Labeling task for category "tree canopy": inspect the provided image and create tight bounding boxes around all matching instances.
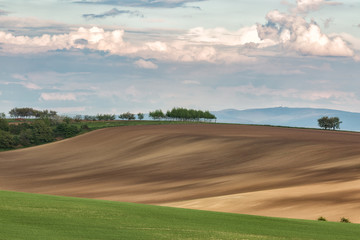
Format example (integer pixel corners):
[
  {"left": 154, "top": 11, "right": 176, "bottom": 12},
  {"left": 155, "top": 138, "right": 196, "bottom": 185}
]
[
  {"left": 318, "top": 116, "right": 342, "bottom": 130},
  {"left": 9, "top": 108, "right": 57, "bottom": 119},
  {"left": 149, "top": 109, "right": 165, "bottom": 120},
  {"left": 149, "top": 108, "right": 216, "bottom": 122},
  {"left": 119, "top": 112, "right": 135, "bottom": 120}
]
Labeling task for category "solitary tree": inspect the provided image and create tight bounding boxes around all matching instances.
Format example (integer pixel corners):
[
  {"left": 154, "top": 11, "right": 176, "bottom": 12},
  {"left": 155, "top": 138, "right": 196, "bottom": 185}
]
[{"left": 318, "top": 116, "right": 342, "bottom": 130}]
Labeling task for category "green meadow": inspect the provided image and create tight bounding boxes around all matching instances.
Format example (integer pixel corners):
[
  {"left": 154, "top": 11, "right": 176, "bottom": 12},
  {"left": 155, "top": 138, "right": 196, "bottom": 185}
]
[{"left": 0, "top": 190, "right": 358, "bottom": 240}]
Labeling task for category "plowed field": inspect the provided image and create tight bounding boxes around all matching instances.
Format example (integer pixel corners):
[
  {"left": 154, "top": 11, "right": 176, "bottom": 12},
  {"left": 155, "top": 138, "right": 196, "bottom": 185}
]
[{"left": 1, "top": 124, "right": 360, "bottom": 222}]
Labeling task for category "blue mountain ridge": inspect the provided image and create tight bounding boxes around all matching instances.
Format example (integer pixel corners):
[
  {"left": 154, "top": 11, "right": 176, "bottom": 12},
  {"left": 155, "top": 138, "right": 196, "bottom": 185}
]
[{"left": 211, "top": 107, "right": 360, "bottom": 131}]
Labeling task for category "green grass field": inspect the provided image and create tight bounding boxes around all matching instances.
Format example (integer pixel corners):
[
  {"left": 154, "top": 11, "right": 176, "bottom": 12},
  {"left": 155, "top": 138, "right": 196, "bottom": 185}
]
[{"left": 0, "top": 191, "right": 358, "bottom": 240}]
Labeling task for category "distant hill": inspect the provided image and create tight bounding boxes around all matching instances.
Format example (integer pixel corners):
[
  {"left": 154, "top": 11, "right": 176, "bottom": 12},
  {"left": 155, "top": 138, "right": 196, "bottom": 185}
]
[{"left": 212, "top": 107, "right": 360, "bottom": 131}]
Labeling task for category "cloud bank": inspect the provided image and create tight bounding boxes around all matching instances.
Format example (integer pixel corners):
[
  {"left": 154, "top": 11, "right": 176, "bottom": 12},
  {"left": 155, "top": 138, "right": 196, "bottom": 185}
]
[
  {"left": 134, "top": 59, "right": 158, "bottom": 69},
  {"left": 0, "top": 0, "right": 357, "bottom": 62},
  {"left": 40, "top": 93, "right": 77, "bottom": 101},
  {"left": 0, "top": 26, "right": 253, "bottom": 63}
]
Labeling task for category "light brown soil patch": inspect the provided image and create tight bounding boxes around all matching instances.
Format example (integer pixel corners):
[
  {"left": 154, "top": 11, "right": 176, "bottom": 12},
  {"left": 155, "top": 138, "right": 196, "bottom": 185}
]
[{"left": 1, "top": 124, "right": 360, "bottom": 222}]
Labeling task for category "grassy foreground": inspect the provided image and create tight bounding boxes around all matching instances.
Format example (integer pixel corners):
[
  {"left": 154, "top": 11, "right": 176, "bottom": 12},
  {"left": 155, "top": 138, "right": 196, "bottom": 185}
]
[{"left": 0, "top": 191, "right": 359, "bottom": 240}]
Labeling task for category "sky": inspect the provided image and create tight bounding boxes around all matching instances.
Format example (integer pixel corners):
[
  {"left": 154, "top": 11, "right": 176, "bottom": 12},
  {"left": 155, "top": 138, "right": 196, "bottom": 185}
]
[{"left": 0, "top": 0, "right": 360, "bottom": 115}]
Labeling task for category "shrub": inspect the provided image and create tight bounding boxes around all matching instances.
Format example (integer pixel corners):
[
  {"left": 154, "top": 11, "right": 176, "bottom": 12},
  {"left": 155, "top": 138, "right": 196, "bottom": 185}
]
[
  {"left": 19, "top": 129, "right": 34, "bottom": 146},
  {"left": 55, "top": 123, "right": 80, "bottom": 138},
  {"left": 317, "top": 216, "right": 327, "bottom": 221},
  {"left": 0, "top": 118, "right": 9, "bottom": 131},
  {"left": 340, "top": 217, "right": 351, "bottom": 223},
  {"left": 9, "top": 123, "right": 30, "bottom": 135},
  {"left": 0, "top": 130, "right": 15, "bottom": 149},
  {"left": 31, "top": 120, "right": 54, "bottom": 144},
  {"left": 63, "top": 116, "right": 73, "bottom": 124},
  {"left": 81, "top": 124, "right": 90, "bottom": 130}
]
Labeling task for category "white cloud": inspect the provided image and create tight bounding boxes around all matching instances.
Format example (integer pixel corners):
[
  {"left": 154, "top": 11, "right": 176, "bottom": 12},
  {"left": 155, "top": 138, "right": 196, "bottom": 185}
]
[
  {"left": 0, "top": 16, "right": 66, "bottom": 29},
  {"left": 11, "top": 74, "right": 28, "bottom": 81},
  {"left": 10, "top": 74, "right": 42, "bottom": 90},
  {"left": 338, "top": 33, "right": 360, "bottom": 50},
  {"left": 183, "top": 26, "right": 262, "bottom": 46},
  {"left": 0, "top": 8, "right": 357, "bottom": 63},
  {"left": 40, "top": 93, "right": 77, "bottom": 101},
  {"left": 145, "top": 41, "right": 168, "bottom": 52},
  {"left": 0, "top": 27, "right": 129, "bottom": 54},
  {"left": 2, "top": 80, "right": 42, "bottom": 90},
  {"left": 134, "top": 59, "right": 158, "bottom": 69},
  {"left": 0, "top": 26, "right": 250, "bottom": 63},
  {"left": 295, "top": 0, "right": 341, "bottom": 13},
  {"left": 182, "top": 80, "right": 200, "bottom": 85},
  {"left": 257, "top": 10, "right": 354, "bottom": 57},
  {"left": 22, "top": 82, "right": 42, "bottom": 90}
]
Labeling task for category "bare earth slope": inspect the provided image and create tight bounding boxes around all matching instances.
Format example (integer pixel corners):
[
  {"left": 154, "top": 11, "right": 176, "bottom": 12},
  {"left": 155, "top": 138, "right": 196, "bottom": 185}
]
[{"left": 1, "top": 124, "right": 360, "bottom": 222}]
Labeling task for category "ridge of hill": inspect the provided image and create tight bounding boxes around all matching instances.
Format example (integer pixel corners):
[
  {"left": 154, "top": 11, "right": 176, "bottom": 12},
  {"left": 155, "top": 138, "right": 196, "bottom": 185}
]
[{"left": 1, "top": 124, "right": 360, "bottom": 222}]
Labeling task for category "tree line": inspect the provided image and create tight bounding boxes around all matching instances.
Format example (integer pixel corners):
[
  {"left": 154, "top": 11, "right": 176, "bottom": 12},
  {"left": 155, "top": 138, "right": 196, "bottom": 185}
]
[
  {"left": 0, "top": 108, "right": 84, "bottom": 149},
  {"left": 79, "top": 108, "right": 216, "bottom": 122},
  {"left": 0, "top": 107, "right": 217, "bottom": 149},
  {"left": 9, "top": 107, "right": 57, "bottom": 119},
  {"left": 149, "top": 108, "right": 216, "bottom": 122}
]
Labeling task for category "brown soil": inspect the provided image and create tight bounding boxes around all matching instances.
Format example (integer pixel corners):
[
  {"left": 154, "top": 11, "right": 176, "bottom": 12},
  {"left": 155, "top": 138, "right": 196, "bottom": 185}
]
[{"left": 1, "top": 124, "right": 360, "bottom": 222}]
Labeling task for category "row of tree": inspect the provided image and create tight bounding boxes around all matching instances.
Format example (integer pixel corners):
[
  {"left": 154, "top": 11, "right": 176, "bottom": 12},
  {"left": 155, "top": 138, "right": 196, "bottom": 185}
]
[
  {"left": 5, "top": 107, "right": 216, "bottom": 122},
  {"left": 149, "top": 108, "right": 216, "bottom": 122},
  {"left": 9, "top": 107, "right": 57, "bottom": 119},
  {"left": 84, "top": 114, "right": 116, "bottom": 121},
  {"left": 82, "top": 113, "right": 144, "bottom": 121},
  {"left": 119, "top": 112, "right": 145, "bottom": 120}
]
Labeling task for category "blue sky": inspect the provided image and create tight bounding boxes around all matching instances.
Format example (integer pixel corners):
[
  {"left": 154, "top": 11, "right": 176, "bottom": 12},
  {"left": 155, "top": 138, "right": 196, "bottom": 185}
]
[{"left": 0, "top": 0, "right": 360, "bottom": 115}]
